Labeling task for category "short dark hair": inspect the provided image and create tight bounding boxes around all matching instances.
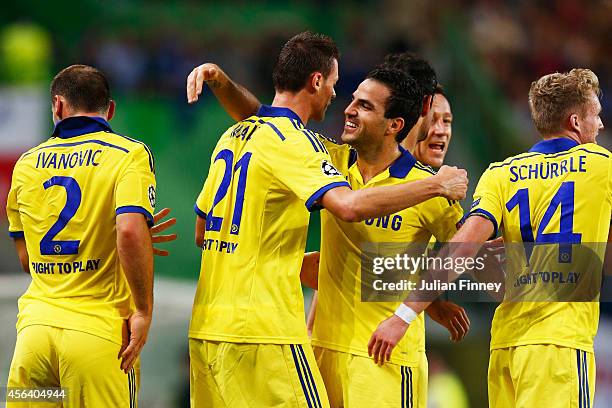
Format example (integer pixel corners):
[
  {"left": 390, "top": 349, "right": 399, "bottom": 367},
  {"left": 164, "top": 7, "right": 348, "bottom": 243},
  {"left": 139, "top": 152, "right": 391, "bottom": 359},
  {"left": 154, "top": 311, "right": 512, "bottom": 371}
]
[
  {"left": 51, "top": 65, "right": 111, "bottom": 113},
  {"left": 272, "top": 31, "right": 339, "bottom": 93},
  {"left": 366, "top": 67, "right": 423, "bottom": 143},
  {"left": 434, "top": 83, "right": 446, "bottom": 97},
  {"left": 383, "top": 52, "right": 437, "bottom": 98}
]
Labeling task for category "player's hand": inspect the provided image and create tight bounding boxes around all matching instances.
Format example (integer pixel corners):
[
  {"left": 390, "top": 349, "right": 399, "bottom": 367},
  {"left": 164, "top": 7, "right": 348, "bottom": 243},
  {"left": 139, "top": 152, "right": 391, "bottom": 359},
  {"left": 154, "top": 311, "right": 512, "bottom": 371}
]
[
  {"left": 151, "top": 208, "right": 177, "bottom": 256},
  {"left": 435, "top": 165, "right": 468, "bottom": 201},
  {"left": 368, "top": 315, "right": 409, "bottom": 366},
  {"left": 425, "top": 300, "right": 470, "bottom": 342},
  {"left": 186, "top": 63, "right": 229, "bottom": 104},
  {"left": 120, "top": 310, "right": 152, "bottom": 373}
]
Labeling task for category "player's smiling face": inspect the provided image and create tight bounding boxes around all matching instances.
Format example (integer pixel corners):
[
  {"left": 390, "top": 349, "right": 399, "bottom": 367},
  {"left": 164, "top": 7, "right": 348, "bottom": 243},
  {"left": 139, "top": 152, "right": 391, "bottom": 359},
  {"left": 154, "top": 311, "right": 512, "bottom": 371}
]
[
  {"left": 414, "top": 94, "right": 452, "bottom": 167},
  {"left": 341, "top": 79, "right": 391, "bottom": 148},
  {"left": 577, "top": 92, "right": 604, "bottom": 144}
]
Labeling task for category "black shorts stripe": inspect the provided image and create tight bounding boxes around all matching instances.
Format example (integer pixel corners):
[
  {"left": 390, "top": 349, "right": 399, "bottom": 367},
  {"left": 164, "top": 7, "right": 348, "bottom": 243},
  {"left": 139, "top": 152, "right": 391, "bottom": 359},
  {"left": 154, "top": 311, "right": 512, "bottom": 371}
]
[
  {"left": 290, "top": 345, "right": 313, "bottom": 408},
  {"left": 408, "top": 367, "right": 413, "bottom": 408},
  {"left": 583, "top": 351, "right": 590, "bottom": 408},
  {"left": 297, "top": 345, "right": 322, "bottom": 408},
  {"left": 127, "top": 369, "right": 133, "bottom": 408},
  {"left": 401, "top": 366, "right": 406, "bottom": 408},
  {"left": 577, "top": 350, "right": 583, "bottom": 408}
]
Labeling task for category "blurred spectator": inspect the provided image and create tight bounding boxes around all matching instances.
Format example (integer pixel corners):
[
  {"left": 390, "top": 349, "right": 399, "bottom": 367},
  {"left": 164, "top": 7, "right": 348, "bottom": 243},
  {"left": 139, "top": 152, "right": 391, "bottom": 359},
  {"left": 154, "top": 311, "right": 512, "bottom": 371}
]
[
  {"left": 428, "top": 352, "right": 470, "bottom": 408},
  {"left": 94, "top": 32, "right": 147, "bottom": 92},
  {"left": 0, "top": 22, "right": 51, "bottom": 84}
]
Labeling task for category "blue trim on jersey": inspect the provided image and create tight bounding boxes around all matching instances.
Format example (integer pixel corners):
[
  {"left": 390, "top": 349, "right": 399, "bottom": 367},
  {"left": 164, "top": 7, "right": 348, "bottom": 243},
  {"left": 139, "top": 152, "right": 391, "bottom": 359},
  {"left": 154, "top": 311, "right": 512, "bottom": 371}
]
[
  {"left": 9, "top": 231, "right": 24, "bottom": 239},
  {"left": 115, "top": 134, "right": 156, "bottom": 173},
  {"left": 194, "top": 204, "right": 207, "bottom": 219},
  {"left": 546, "top": 147, "right": 609, "bottom": 159},
  {"left": 262, "top": 121, "right": 286, "bottom": 141},
  {"left": 307, "top": 129, "right": 327, "bottom": 153},
  {"left": 305, "top": 181, "right": 351, "bottom": 212},
  {"left": 389, "top": 145, "right": 417, "bottom": 178},
  {"left": 24, "top": 139, "right": 129, "bottom": 157},
  {"left": 52, "top": 116, "right": 113, "bottom": 139},
  {"left": 467, "top": 208, "right": 499, "bottom": 237},
  {"left": 302, "top": 130, "right": 320, "bottom": 152},
  {"left": 116, "top": 206, "right": 154, "bottom": 226},
  {"left": 529, "top": 137, "right": 579, "bottom": 154},
  {"left": 256, "top": 104, "right": 303, "bottom": 127},
  {"left": 488, "top": 153, "right": 542, "bottom": 170},
  {"left": 489, "top": 144, "right": 608, "bottom": 170}
]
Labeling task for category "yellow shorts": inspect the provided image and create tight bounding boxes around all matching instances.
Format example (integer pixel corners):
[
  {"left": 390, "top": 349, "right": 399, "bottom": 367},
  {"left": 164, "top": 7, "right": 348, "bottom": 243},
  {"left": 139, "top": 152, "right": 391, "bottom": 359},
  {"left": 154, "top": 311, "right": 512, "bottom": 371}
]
[
  {"left": 488, "top": 345, "right": 595, "bottom": 408},
  {"left": 313, "top": 346, "right": 427, "bottom": 408},
  {"left": 6, "top": 324, "right": 138, "bottom": 408},
  {"left": 189, "top": 339, "right": 330, "bottom": 408}
]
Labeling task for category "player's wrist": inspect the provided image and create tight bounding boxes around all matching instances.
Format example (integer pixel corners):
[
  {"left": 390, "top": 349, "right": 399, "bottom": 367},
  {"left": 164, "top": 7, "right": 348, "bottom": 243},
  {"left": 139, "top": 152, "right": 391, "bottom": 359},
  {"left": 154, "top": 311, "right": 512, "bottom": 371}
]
[
  {"left": 394, "top": 303, "right": 418, "bottom": 324},
  {"left": 430, "top": 175, "right": 447, "bottom": 198}
]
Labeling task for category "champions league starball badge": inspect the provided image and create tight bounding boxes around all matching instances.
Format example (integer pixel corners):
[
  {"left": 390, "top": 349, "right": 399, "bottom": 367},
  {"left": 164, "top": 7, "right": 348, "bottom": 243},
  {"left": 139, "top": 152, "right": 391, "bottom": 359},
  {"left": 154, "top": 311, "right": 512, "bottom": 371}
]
[
  {"left": 148, "top": 185, "right": 156, "bottom": 208},
  {"left": 321, "top": 159, "right": 341, "bottom": 177}
]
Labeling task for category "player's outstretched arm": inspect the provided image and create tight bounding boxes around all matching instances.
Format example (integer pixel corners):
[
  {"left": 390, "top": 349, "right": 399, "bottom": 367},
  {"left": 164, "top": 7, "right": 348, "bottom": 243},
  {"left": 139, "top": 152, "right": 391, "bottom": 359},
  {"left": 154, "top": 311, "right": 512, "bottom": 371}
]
[
  {"left": 117, "top": 213, "right": 154, "bottom": 373},
  {"left": 195, "top": 216, "right": 206, "bottom": 248},
  {"left": 13, "top": 238, "right": 29, "bottom": 273},
  {"left": 321, "top": 165, "right": 468, "bottom": 222},
  {"left": 425, "top": 300, "right": 470, "bottom": 342},
  {"left": 300, "top": 251, "right": 320, "bottom": 290},
  {"left": 306, "top": 291, "right": 318, "bottom": 337},
  {"left": 186, "top": 63, "right": 260, "bottom": 121},
  {"left": 368, "top": 216, "right": 493, "bottom": 365},
  {"left": 151, "top": 208, "right": 177, "bottom": 257}
]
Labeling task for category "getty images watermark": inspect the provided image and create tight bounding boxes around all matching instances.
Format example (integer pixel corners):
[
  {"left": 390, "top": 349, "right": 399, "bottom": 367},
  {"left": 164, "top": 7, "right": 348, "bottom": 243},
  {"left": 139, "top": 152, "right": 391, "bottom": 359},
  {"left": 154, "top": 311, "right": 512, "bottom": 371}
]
[{"left": 361, "top": 242, "right": 611, "bottom": 303}]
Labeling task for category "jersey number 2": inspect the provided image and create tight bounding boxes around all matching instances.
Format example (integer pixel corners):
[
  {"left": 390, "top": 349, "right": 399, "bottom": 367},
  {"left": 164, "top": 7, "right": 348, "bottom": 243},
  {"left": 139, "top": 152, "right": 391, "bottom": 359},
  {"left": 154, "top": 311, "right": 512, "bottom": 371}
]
[
  {"left": 207, "top": 149, "right": 252, "bottom": 235},
  {"left": 40, "top": 176, "right": 82, "bottom": 255}
]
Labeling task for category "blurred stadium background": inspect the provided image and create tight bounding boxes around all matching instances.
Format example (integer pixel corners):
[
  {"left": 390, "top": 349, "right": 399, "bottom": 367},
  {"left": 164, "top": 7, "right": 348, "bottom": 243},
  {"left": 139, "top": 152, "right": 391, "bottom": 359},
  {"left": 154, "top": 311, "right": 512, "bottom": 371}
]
[{"left": 0, "top": 1, "right": 611, "bottom": 407}]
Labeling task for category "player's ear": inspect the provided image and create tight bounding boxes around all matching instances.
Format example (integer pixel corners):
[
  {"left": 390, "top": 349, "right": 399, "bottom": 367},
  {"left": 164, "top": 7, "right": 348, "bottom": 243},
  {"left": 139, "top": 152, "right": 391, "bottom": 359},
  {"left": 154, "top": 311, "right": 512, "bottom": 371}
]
[
  {"left": 569, "top": 113, "right": 581, "bottom": 134},
  {"left": 106, "top": 100, "right": 116, "bottom": 121},
  {"left": 52, "top": 95, "right": 64, "bottom": 122},
  {"left": 311, "top": 72, "right": 323, "bottom": 92},
  {"left": 388, "top": 117, "right": 405, "bottom": 137}
]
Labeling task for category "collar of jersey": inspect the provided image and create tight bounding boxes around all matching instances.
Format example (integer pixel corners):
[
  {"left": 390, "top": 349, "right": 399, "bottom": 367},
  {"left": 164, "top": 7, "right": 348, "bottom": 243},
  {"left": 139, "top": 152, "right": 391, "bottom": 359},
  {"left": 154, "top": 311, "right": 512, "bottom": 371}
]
[
  {"left": 52, "top": 116, "right": 113, "bottom": 139},
  {"left": 348, "top": 144, "right": 417, "bottom": 179},
  {"left": 256, "top": 104, "right": 303, "bottom": 126},
  {"left": 528, "top": 137, "right": 579, "bottom": 154},
  {"left": 389, "top": 144, "right": 417, "bottom": 178}
]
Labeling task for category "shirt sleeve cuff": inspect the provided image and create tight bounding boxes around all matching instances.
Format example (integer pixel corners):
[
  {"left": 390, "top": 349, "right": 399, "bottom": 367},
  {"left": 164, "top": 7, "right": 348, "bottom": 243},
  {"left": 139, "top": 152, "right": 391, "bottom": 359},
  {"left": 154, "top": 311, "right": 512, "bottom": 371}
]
[
  {"left": 194, "top": 204, "right": 207, "bottom": 219},
  {"left": 8, "top": 231, "right": 24, "bottom": 239},
  {"left": 116, "top": 206, "right": 154, "bottom": 227},
  {"left": 467, "top": 208, "right": 499, "bottom": 238},
  {"left": 305, "top": 181, "right": 351, "bottom": 212}
]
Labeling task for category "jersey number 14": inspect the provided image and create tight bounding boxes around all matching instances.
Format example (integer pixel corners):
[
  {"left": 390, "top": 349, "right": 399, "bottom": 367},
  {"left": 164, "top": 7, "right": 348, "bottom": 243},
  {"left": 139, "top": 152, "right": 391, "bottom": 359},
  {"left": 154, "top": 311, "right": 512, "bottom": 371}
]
[{"left": 506, "top": 181, "right": 582, "bottom": 264}]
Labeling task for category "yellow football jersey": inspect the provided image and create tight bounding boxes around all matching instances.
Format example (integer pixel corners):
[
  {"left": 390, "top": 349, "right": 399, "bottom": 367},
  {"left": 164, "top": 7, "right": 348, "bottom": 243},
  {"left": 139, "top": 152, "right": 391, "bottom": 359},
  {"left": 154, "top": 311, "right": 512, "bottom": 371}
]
[
  {"left": 469, "top": 137, "right": 612, "bottom": 351},
  {"left": 312, "top": 142, "right": 464, "bottom": 366},
  {"left": 190, "top": 105, "right": 349, "bottom": 344},
  {"left": 6, "top": 116, "right": 156, "bottom": 345}
]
